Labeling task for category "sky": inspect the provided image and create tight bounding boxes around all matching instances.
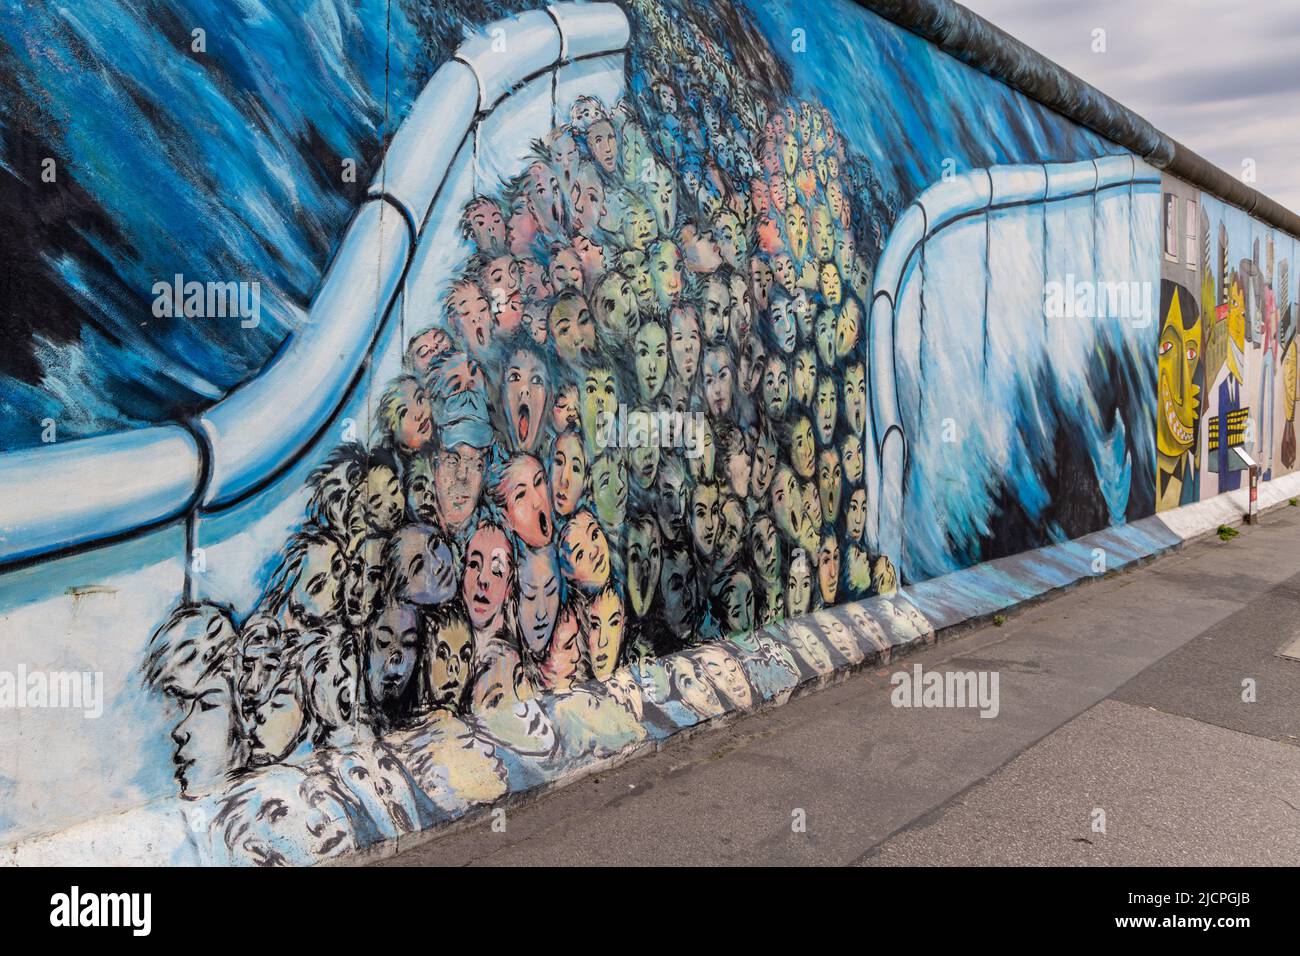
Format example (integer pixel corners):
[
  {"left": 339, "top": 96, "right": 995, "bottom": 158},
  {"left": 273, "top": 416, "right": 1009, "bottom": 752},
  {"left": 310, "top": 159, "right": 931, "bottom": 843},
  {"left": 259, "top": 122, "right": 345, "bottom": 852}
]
[{"left": 961, "top": 0, "right": 1300, "bottom": 213}]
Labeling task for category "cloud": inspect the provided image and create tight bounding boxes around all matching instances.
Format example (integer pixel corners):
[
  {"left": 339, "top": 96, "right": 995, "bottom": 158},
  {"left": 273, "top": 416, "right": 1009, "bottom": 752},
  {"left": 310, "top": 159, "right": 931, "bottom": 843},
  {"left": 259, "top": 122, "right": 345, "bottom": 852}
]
[{"left": 961, "top": 0, "right": 1300, "bottom": 211}]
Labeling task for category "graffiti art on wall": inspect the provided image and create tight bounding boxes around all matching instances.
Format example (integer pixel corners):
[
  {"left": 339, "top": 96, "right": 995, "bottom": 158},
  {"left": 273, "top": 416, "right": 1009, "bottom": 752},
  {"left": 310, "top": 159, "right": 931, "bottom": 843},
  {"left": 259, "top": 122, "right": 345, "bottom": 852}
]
[
  {"left": 9, "top": 0, "right": 1288, "bottom": 860},
  {"left": 136, "top": 0, "right": 908, "bottom": 856},
  {"left": 1159, "top": 185, "right": 1298, "bottom": 507}
]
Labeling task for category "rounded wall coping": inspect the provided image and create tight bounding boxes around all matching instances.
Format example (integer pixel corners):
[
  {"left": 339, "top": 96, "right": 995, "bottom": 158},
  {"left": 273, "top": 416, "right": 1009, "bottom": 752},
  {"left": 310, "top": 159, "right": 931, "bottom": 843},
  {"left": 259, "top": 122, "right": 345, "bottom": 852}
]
[
  {"left": 854, "top": 0, "right": 1300, "bottom": 238},
  {"left": 0, "top": 426, "right": 201, "bottom": 565},
  {"left": 0, "top": 1, "right": 631, "bottom": 569},
  {"left": 198, "top": 198, "right": 412, "bottom": 509},
  {"left": 865, "top": 156, "right": 1161, "bottom": 565}
]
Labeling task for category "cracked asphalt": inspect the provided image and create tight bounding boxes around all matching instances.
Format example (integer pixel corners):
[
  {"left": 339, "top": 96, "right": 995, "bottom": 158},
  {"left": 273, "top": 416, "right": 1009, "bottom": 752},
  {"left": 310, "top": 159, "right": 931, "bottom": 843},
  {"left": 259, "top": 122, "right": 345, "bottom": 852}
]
[{"left": 375, "top": 506, "right": 1300, "bottom": 866}]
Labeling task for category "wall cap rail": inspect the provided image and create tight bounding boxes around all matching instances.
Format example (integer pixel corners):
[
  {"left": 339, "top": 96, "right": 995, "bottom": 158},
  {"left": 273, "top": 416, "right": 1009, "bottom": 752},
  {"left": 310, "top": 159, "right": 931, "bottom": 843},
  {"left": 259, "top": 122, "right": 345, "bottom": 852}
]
[
  {"left": 866, "top": 156, "right": 1161, "bottom": 562},
  {"left": 854, "top": 0, "right": 1300, "bottom": 238},
  {"left": 0, "top": 1, "right": 631, "bottom": 569}
]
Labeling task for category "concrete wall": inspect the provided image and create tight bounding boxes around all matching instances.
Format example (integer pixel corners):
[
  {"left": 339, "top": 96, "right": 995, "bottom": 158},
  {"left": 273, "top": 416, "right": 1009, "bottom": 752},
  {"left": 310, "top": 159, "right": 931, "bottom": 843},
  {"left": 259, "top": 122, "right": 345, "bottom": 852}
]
[{"left": 0, "top": 0, "right": 1296, "bottom": 863}]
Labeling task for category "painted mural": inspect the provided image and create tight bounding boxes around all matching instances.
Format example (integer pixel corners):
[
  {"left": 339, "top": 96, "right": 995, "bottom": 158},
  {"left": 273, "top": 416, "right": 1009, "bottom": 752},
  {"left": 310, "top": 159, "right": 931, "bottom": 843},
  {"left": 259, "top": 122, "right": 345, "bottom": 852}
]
[
  {"left": 139, "top": 0, "right": 910, "bottom": 855},
  {"left": 1, "top": 0, "right": 1294, "bottom": 862},
  {"left": 1156, "top": 183, "right": 1298, "bottom": 510}
]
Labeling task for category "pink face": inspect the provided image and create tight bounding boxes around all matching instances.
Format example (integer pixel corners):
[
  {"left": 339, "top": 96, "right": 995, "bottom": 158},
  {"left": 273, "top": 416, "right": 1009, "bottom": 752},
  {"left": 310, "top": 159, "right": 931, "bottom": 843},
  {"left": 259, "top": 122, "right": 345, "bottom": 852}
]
[
  {"left": 552, "top": 384, "right": 579, "bottom": 433},
  {"left": 769, "top": 178, "right": 788, "bottom": 213},
  {"left": 482, "top": 256, "right": 519, "bottom": 299},
  {"left": 538, "top": 604, "right": 584, "bottom": 691},
  {"left": 450, "top": 281, "right": 492, "bottom": 354},
  {"left": 499, "top": 455, "right": 553, "bottom": 548},
  {"left": 493, "top": 290, "right": 524, "bottom": 337},
  {"left": 560, "top": 510, "right": 610, "bottom": 590},
  {"left": 504, "top": 349, "right": 548, "bottom": 453},
  {"left": 392, "top": 378, "right": 432, "bottom": 454},
  {"left": 750, "top": 179, "right": 770, "bottom": 218},
  {"left": 757, "top": 217, "right": 784, "bottom": 256},
  {"left": 550, "top": 431, "right": 586, "bottom": 517},
  {"left": 525, "top": 162, "right": 565, "bottom": 236},
  {"left": 462, "top": 525, "right": 512, "bottom": 632},
  {"left": 406, "top": 328, "right": 452, "bottom": 378},
  {"left": 465, "top": 198, "right": 507, "bottom": 254}
]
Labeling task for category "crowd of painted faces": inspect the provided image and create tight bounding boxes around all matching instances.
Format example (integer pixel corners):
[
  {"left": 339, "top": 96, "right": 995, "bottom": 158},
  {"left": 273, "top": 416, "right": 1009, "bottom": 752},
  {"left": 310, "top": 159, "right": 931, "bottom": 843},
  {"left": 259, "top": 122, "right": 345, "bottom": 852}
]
[{"left": 141, "top": 2, "right": 926, "bottom": 859}]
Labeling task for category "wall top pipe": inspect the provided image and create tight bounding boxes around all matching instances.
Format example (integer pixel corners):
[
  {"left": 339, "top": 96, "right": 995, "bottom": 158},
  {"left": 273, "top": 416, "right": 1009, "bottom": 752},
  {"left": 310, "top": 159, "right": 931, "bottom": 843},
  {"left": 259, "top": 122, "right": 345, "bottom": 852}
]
[{"left": 854, "top": 0, "right": 1300, "bottom": 239}]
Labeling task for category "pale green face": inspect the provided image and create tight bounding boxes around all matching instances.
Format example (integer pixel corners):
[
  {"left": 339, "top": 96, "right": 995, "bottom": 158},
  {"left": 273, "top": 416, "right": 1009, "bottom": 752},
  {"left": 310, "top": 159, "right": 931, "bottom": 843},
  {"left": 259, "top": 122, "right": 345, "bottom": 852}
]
[
  {"left": 817, "top": 449, "right": 842, "bottom": 526},
  {"left": 841, "top": 434, "right": 863, "bottom": 485},
  {"left": 622, "top": 199, "right": 656, "bottom": 251},
  {"left": 836, "top": 299, "right": 862, "bottom": 359},
  {"left": 763, "top": 356, "right": 790, "bottom": 419},
  {"left": 635, "top": 321, "right": 669, "bottom": 400},
  {"left": 591, "top": 450, "right": 629, "bottom": 528},
  {"left": 580, "top": 367, "right": 617, "bottom": 451},
  {"left": 649, "top": 242, "right": 685, "bottom": 311},
  {"left": 785, "top": 554, "right": 812, "bottom": 617},
  {"left": 844, "top": 363, "right": 866, "bottom": 434},
  {"left": 770, "top": 465, "right": 802, "bottom": 542},
  {"left": 812, "top": 205, "right": 835, "bottom": 261},
  {"left": 846, "top": 487, "right": 868, "bottom": 541},
  {"left": 815, "top": 377, "right": 837, "bottom": 444},
  {"left": 791, "top": 417, "right": 815, "bottom": 479},
  {"left": 815, "top": 308, "right": 837, "bottom": 366},
  {"left": 593, "top": 272, "right": 638, "bottom": 336},
  {"left": 793, "top": 348, "right": 817, "bottom": 406}
]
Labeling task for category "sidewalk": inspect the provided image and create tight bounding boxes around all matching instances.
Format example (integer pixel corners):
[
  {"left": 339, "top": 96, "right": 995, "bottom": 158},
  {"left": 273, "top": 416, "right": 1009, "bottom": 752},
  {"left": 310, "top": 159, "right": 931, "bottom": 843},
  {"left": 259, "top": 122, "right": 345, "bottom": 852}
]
[{"left": 376, "top": 506, "right": 1300, "bottom": 866}]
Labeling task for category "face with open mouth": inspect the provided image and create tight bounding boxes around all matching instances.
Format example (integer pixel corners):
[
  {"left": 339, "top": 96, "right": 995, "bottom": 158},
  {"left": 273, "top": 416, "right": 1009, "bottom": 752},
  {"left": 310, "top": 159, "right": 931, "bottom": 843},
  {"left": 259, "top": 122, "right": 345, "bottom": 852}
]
[
  {"left": 504, "top": 348, "right": 549, "bottom": 454},
  {"left": 626, "top": 517, "right": 662, "bottom": 617},
  {"left": 818, "top": 449, "right": 843, "bottom": 525},
  {"left": 524, "top": 161, "right": 565, "bottom": 238},
  {"left": 785, "top": 203, "right": 808, "bottom": 262},
  {"left": 463, "top": 196, "right": 507, "bottom": 256},
  {"left": 449, "top": 279, "right": 493, "bottom": 357},
  {"left": 498, "top": 454, "right": 553, "bottom": 549}
]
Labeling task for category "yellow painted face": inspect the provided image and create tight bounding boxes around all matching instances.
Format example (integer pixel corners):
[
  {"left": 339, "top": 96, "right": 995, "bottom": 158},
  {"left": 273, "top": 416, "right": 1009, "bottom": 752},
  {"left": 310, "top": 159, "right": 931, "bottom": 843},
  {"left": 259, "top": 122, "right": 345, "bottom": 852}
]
[
  {"left": 1157, "top": 290, "right": 1201, "bottom": 460},
  {"left": 1227, "top": 278, "right": 1246, "bottom": 383}
]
